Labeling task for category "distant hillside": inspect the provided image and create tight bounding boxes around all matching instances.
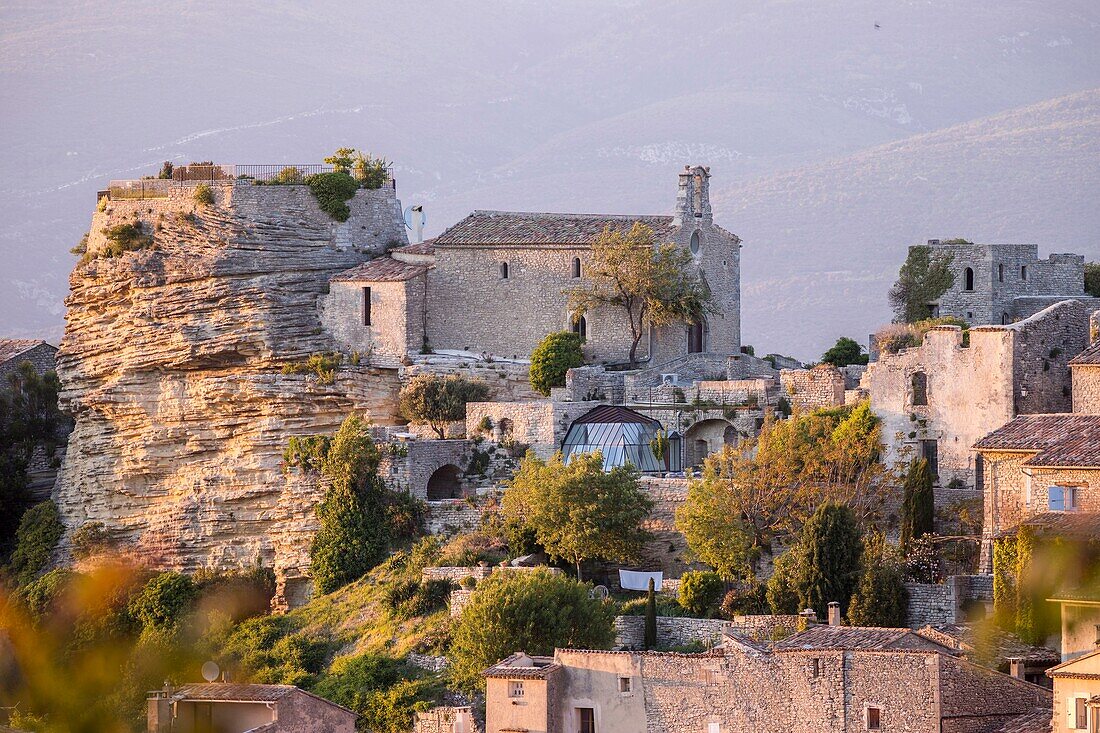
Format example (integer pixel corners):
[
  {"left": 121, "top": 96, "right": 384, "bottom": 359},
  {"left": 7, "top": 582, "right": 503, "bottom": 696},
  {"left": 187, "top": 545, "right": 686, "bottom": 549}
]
[{"left": 717, "top": 89, "right": 1100, "bottom": 359}]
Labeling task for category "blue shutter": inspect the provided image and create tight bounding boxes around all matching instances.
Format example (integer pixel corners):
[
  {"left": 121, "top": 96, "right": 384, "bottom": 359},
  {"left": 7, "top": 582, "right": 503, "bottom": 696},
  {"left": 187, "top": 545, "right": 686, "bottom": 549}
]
[{"left": 1048, "top": 486, "right": 1065, "bottom": 512}]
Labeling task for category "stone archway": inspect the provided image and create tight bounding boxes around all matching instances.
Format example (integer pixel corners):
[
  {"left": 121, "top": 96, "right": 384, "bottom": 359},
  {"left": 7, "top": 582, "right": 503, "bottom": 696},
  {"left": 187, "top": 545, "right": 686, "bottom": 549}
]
[
  {"left": 426, "top": 464, "right": 463, "bottom": 501},
  {"left": 684, "top": 418, "right": 736, "bottom": 468}
]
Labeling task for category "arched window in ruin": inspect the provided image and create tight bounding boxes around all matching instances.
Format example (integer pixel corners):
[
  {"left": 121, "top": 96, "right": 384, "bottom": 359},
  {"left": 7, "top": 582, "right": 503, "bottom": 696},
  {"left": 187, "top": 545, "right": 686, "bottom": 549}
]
[
  {"left": 964, "top": 267, "right": 974, "bottom": 291},
  {"left": 998, "top": 263, "right": 1004, "bottom": 283},
  {"left": 572, "top": 315, "right": 587, "bottom": 342},
  {"left": 687, "top": 320, "right": 705, "bottom": 354},
  {"left": 500, "top": 262, "right": 510, "bottom": 279},
  {"left": 1002, "top": 312, "right": 1010, "bottom": 325},
  {"left": 689, "top": 231, "right": 701, "bottom": 256},
  {"left": 723, "top": 425, "right": 738, "bottom": 445},
  {"left": 571, "top": 257, "right": 581, "bottom": 278},
  {"left": 911, "top": 371, "right": 928, "bottom": 407},
  {"left": 498, "top": 418, "right": 514, "bottom": 441},
  {"left": 426, "top": 464, "right": 463, "bottom": 501}
]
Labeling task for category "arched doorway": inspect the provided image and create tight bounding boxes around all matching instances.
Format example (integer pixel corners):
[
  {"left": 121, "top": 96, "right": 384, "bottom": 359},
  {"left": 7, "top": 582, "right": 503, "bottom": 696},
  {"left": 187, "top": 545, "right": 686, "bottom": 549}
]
[
  {"left": 683, "top": 419, "right": 735, "bottom": 468},
  {"left": 426, "top": 464, "right": 463, "bottom": 501},
  {"left": 498, "top": 418, "right": 514, "bottom": 442},
  {"left": 723, "top": 425, "right": 738, "bottom": 445},
  {"left": 687, "top": 320, "right": 705, "bottom": 354}
]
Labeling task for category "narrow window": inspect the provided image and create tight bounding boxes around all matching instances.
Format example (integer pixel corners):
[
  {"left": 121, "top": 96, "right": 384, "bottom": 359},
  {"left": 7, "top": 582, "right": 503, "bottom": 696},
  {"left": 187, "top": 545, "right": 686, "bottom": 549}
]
[
  {"left": 975, "top": 454, "right": 984, "bottom": 492},
  {"left": 508, "top": 680, "right": 525, "bottom": 698},
  {"left": 811, "top": 658, "right": 820, "bottom": 678},
  {"left": 866, "top": 707, "right": 881, "bottom": 731},
  {"left": 1074, "top": 697, "right": 1087, "bottom": 729},
  {"left": 572, "top": 315, "right": 587, "bottom": 342},
  {"left": 964, "top": 267, "right": 974, "bottom": 291},
  {"left": 572, "top": 257, "right": 581, "bottom": 278},
  {"left": 618, "top": 676, "right": 632, "bottom": 693},
  {"left": 362, "top": 286, "right": 372, "bottom": 326},
  {"left": 1002, "top": 312, "right": 1010, "bottom": 325},
  {"left": 921, "top": 440, "right": 938, "bottom": 480},
  {"left": 708, "top": 724, "right": 721, "bottom": 733},
  {"left": 578, "top": 707, "right": 595, "bottom": 733},
  {"left": 500, "top": 262, "right": 509, "bottom": 279},
  {"left": 688, "top": 320, "right": 704, "bottom": 353},
  {"left": 998, "top": 263, "right": 1004, "bottom": 282},
  {"left": 911, "top": 371, "right": 928, "bottom": 406},
  {"left": 1021, "top": 265, "right": 1028, "bottom": 280},
  {"left": 690, "top": 230, "right": 701, "bottom": 255}
]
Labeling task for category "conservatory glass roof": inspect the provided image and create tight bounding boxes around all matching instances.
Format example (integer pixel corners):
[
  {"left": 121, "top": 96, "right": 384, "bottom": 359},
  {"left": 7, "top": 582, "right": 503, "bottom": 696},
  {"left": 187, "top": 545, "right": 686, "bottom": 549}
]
[{"left": 561, "top": 405, "right": 663, "bottom": 473}]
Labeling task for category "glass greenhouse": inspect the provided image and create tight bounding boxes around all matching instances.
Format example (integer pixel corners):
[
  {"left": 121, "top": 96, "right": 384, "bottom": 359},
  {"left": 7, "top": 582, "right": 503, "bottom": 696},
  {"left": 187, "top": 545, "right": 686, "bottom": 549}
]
[{"left": 561, "top": 405, "right": 665, "bottom": 473}]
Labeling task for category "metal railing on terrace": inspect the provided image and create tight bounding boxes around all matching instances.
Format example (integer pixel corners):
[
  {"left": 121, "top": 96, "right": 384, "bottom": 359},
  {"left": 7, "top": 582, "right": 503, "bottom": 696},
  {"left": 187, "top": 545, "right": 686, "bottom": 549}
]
[{"left": 105, "top": 163, "right": 394, "bottom": 201}]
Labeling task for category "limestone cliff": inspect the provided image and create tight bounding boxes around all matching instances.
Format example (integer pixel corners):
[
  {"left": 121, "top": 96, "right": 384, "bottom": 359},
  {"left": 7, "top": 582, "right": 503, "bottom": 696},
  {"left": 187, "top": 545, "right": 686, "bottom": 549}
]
[{"left": 54, "top": 181, "right": 408, "bottom": 591}]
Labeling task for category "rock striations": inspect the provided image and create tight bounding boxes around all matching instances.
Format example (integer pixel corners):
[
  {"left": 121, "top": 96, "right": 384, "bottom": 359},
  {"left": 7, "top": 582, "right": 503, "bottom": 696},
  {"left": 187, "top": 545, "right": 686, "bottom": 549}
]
[{"left": 54, "top": 182, "right": 408, "bottom": 603}]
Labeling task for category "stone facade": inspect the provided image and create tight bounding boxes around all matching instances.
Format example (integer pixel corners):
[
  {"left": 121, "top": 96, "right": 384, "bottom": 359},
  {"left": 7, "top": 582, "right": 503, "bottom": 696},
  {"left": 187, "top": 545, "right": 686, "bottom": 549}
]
[
  {"left": 464, "top": 400, "right": 601, "bottom": 459},
  {"left": 613, "top": 616, "right": 732, "bottom": 650},
  {"left": 0, "top": 339, "right": 58, "bottom": 379},
  {"left": 780, "top": 364, "right": 846, "bottom": 411},
  {"left": 864, "top": 300, "right": 1089, "bottom": 493},
  {"left": 413, "top": 706, "right": 480, "bottom": 733},
  {"left": 1048, "top": 649, "right": 1100, "bottom": 733},
  {"left": 905, "top": 575, "right": 995, "bottom": 628},
  {"left": 917, "top": 239, "right": 1090, "bottom": 325}
]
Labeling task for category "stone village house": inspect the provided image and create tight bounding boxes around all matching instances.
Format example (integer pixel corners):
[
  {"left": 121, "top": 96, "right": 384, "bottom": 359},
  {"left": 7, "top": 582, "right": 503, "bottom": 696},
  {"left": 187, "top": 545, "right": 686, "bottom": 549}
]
[
  {"left": 321, "top": 165, "right": 742, "bottom": 368},
  {"left": 146, "top": 683, "right": 356, "bottom": 733}
]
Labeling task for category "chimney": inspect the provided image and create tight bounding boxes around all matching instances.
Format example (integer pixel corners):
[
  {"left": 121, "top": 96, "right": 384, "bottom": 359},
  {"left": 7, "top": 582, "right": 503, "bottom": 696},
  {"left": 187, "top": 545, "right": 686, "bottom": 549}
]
[
  {"left": 673, "top": 165, "right": 712, "bottom": 227},
  {"left": 827, "top": 602, "right": 841, "bottom": 626},
  {"left": 799, "top": 608, "right": 818, "bottom": 625},
  {"left": 147, "top": 684, "right": 173, "bottom": 733},
  {"left": 1008, "top": 658, "right": 1025, "bottom": 680}
]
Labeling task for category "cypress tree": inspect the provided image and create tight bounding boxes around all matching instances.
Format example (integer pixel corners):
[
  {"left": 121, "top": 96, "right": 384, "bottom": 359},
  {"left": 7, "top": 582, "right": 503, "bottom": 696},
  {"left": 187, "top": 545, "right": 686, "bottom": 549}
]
[
  {"left": 644, "top": 577, "right": 657, "bottom": 650},
  {"left": 900, "top": 458, "right": 935, "bottom": 551},
  {"left": 795, "top": 503, "right": 863, "bottom": 619},
  {"left": 848, "top": 533, "right": 909, "bottom": 627}
]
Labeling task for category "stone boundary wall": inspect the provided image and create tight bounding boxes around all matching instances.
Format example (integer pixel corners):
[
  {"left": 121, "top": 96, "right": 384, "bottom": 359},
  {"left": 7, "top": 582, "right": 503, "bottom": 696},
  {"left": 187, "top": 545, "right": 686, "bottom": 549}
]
[
  {"left": 425, "top": 500, "right": 484, "bottom": 535},
  {"left": 905, "top": 574, "right": 994, "bottom": 628},
  {"left": 727, "top": 614, "right": 803, "bottom": 641},
  {"left": 407, "top": 653, "right": 448, "bottom": 672},
  {"left": 422, "top": 565, "right": 495, "bottom": 583},
  {"left": 780, "top": 365, "right": 846, "bottom": 410},
  {"left": 413, "top": 706, "right": 480, "bottom": 733},
  {"left": 565, "top": 365, "right": 626, "bottom": 403},
  {"left": 403, "top": 357, "right": 540, "bottom": 403},
  {"left": 614, "top": 615, "right": 730, "bottom": 649}
]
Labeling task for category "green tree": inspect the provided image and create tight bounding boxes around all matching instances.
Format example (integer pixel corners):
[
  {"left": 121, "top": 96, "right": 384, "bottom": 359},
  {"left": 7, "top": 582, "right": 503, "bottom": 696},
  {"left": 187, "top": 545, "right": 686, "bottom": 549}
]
[
  {"left": 888, "top": 245, "right": 955, "bottom": 323},
  {"left": 820, "top": 337, "right": 868, "bottom": 367},
  {"left": 399, "top": 374, "right": 490, "bottom": 439},
  {"left": 566, "top": 223, "right": 714, "bottom": 365},
  {"left": 128, "top": 572, "right": 198, "bottom": 631},
  {"left": 793, "top": 503, "right": 863, "bottom": 619},
  {"left": 501, "top": 452, "right": 653, "bottom": 580},
  {"left": 310, "top": 415, "right": 391, "bottom": 594},
  {"left": 6, "top": 500, "right": 64, "bottom": 587},
  {"left": 900, "top": 458, "right": 935, "bottom": 551},
  {"left": 678, "top": 570, "right": 724, "bottom": 617},
  {"left": 448, "top": 569, "right": 615, "bottom": 693},
  {"left": 847, "top": 534, "right": 909, "bottom": 627},
  {"left": 644, "top": 578, "right": 657, "bottom": 650},
  {"left": 765, "top": 543, "right": 804, "bottom": 614},
  {"left": 676, "top": 469, "right": 756, "bottom": 581},
  {"left": 529, "top": 331, "right": 585, "bottom": 396},
  {"left": 1086, "top": 263, "right": 1100, "bottom": 298}
]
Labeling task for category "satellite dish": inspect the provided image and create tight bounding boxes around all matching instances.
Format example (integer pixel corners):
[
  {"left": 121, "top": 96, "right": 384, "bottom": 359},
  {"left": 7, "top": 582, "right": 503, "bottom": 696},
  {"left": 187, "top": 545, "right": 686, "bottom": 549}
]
[
  {"left": 591, "top": 585, "right": 610, "bottom": 600},
  {"left": 201, "top": 661, "right": 221, "bottom": 683},
  {"left": 403, "top": 205, "right": 426, "bottom": 243}
]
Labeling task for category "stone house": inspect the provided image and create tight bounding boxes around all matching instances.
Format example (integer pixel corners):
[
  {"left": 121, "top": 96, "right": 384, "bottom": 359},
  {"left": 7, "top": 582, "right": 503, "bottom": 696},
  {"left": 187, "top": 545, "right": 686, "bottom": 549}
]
[
  {"left": 324, "top": 166, "right": 742, "bottom": 368},
  {"left": 864, "top": 300, "right": 1090, "bottom": 497},
  {"left": 1046, "top": 647, "right": 1100, "bottom": 733},
  {"left": 146, "top": 683, "right": 356, "bottom": 733},
  {"left": 484, "top": 625, "right": 1051, "bottom": 733},
  {"left": 1070, "top": 341, "right": 1100, "bottom": 414},
  {"left": 913, "top": 239, "right": 1097, "bottom": 326},
  {"left": 972, "top": 415, "right": 1100, "bottom": 569},
  {"left": 0, "top": 338, "right": 57, "bottom": 378},
  {"left": 1048, "top": 590, "right": 1100, "bottom": 662}
]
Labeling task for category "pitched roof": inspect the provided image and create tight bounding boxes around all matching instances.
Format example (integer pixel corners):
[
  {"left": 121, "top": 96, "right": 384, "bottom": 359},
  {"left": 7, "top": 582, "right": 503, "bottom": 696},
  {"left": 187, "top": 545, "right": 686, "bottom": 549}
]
[
  {"left": 917, "top": 624, "right": 1060, "bottom": 664},
  {"left": 483, "top": 652, "right": 561, "bottom": 679},
  {"left": 171, "top": 683, "right": 295, "bottom": 703},
  {"left": 331, "top": 257, "right": 429, "bottom": 283},
  {"left": 570, "top": 404, "right": 662, "bottom": 427},
  {"left": 992, "top": 710, "right": 1052, "bottom": 733},
  {"left": 1071, "top": 341, "right": 1100, "bottom": 366},
  {"left": 1047, "top": 646, "right": 1100, "bottom": 678},
  {"left": 1000, "top": 512, "right": 1100, "bottom": 540},
  {"left": 972, "top": 414, "right": 1100, "bottom": 468},
  {"left": 0, "top": 339, "right": 52, "bottom": 365},
  {"left": 433, "top": 210, "right": 676, "bottom": 246},
  {"left": 772, "top": 625, "right": 951, "bottom": 652},
  {"left": 392, "top": 240, "right": 436, "bottom": 255}
]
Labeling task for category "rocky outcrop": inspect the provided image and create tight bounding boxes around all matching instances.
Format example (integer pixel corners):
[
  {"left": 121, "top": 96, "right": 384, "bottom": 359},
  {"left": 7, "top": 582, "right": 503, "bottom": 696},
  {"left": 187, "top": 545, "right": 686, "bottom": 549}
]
[{"left": 54, "top": 182, "right": 408, "bottom": 591}]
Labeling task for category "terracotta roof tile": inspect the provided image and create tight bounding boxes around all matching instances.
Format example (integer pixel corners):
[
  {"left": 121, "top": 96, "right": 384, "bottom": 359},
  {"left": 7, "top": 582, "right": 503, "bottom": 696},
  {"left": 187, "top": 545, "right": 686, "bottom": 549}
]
[
  {"left": 973, "top": 414, "right": 1100, "bottom": 468},
  {"left": 1070, "top": 341, "right": 1100, "bottom": 366},
  {"left": 773, "top": 625, "right": 952, "bottom": 652},
  {"left": 917, "top": 624, "right": 1060, "bottom": 664},
  {"left": 331, "top": 258, "right": 429, "bottom": 283},
  {"left": 392, "top": 240, "right": 436, "bottom": 255},
  {"left": 171, "top": 683, "right": 294, "bottom": 703},
  {"left": 433, "top": 210, "right": 676, "bottom": 246},
  {"left": 0, "top": 339, "right": 51, "bottom": 365},
  {"left": 484, "top": 653, "right": 561, "bottom": 679},
  {"left": 993, "top": 710, "right": 1051, "bottom": 733}
]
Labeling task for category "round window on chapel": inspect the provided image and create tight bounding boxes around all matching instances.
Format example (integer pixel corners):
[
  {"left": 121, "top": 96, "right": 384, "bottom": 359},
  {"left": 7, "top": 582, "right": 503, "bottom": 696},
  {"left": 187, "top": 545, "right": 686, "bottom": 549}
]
[{"left": 690, "top": 231, "right": 701, "bottom": 255}]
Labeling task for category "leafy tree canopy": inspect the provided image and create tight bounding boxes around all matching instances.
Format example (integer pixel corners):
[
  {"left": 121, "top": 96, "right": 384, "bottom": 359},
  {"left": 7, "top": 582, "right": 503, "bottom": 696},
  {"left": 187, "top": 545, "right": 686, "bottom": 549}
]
[
  {"left": 399, "top": 374, "right": 490, "bottom": 439},
  {"left": 820, "top": 337, "right": 868, "bottom": 367},
  {"left": 888, "top": 245, "right": 955, "bottom": 323},
  {"left": 502, "top": 452, "right": 652, "bottom": 580},
  {"left": 529, "top": 331, "right": 585, "bottom": 396}
]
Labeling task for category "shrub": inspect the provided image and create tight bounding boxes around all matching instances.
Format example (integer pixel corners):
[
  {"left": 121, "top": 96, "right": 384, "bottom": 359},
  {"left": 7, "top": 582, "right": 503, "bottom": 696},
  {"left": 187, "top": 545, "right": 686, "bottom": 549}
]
[
  {"left": 70, "top": 521, "right": 113, "bottom": 560},
  {"left": 282, "top": 435, "right": 332, "bottom": 472},
  {"left": 157, "top": 161, "right": 174, "bottom": 179},
  {"left": 529, "top": 332, "right": 585, "bottom": 396},
  {"left": 311, "top": 654, "right": 431, "bottom": 733},
  {"left": 820, "top": 337, "right": 868, "bottom": 367},
  {"left": 18, "top": 568, "right": 75, "bottom": 618},
  {"left": 900, "top": 458, "right": 935, "bottom": 551},
  {"left": 448, "top": 569, "right": 615, "bottom": 693},
  {"left": 678, "top": 570, "right": 724, "bottom": 617},
  {"left": 391, "top": 579, "right": 454, "bottom": 619},
  {"left": 7, "top": 500, "right": 64, "bottom": 586},
  {"left": 192, "top": 183, "right": 214, "bottom": 206},
  {"left": 720, "top": 582, "right": 768, "bottom": 618},
  {"left": 766, "top": 546, "right": 802, "bottom": 614},
  {"left": 1087, "top": 263, "right": 1100, "bottom": 298},
  {"left": 272, "top": 166, "right": 305, "bottom": 184},
  {"left": 475, "top": 415, "right": 494, "bottom": 435},
  {"left": 399, "top": 374, "right": 491, "bottom": 439},
  {"left": 281, "top": 352, "right": 343, "bottom": 384},
  {"left": 352, "top": 153, "right": 390, "bottom": 190},
  {"left": 99, "top": 222, "right": 154, "bottom": 259},
  {"left": 305, "top": 172, "right": 361, "bottom": 222},
  {"left": 127, "top": 572, "right": 198, "bottom": 630},
  {"left": 847, "top": 534, "right": 909, "bottom": 627}
]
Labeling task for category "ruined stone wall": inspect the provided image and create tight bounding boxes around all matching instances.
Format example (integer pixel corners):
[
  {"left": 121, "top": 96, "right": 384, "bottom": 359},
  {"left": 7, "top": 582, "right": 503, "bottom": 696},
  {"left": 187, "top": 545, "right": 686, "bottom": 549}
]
[
  {"left": 780, "top": 365, "right": 846, "bottom": 411},
  {"left": 564, "top": 365, "right": 626, "bottom": 403},
  {"left": 54, "top": 183, "right": 407, "bottom": 586},
  {"left": 464, "top": 400, "right": 599, "bottom": 458},
  {"left": 1008, "top": 300, "right": 1087, "bottom": 414},
  {"left": 404, "top": 357, "right": 540, "bottom": 403},
  {"left": 414, "top": 707, "right": 480, "bottom": 733}
]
